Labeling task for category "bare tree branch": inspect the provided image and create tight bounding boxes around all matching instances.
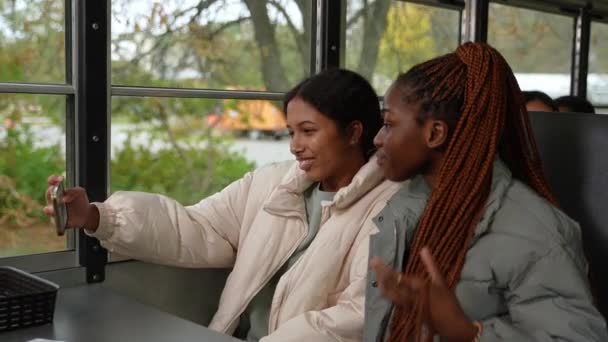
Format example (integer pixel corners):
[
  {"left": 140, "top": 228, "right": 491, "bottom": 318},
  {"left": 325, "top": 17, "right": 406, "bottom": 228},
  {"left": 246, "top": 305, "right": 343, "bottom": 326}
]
[
  {"left": 113, "top": 0, "right": 294, "bottom": 91},
  {"left": 357, "top": 0, "right": 391, "bottom": 80},
  {"left": 242, "top": 0, "right": 289, "bottom": 91},
  {"left": 294, "top": 0, "right": 313, "bottom": 73},
  {"left": 187, "top": 0, "right": 222, "bottom": 24},
  {"left": 268, "top": 0, "right": 306, "bottom": 65},
  {"left": 206, "top": 16, "right": 251, "bottom": 39},
  {"left": 112, "top": 0, "right": 245, "bottom": 79}
]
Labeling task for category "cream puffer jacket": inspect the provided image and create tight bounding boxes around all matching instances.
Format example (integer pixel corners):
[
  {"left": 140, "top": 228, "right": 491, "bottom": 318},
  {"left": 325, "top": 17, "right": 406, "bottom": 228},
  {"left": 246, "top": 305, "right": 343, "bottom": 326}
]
[{"left": 88, "top": 157, "right": 400, "bottom": 341}]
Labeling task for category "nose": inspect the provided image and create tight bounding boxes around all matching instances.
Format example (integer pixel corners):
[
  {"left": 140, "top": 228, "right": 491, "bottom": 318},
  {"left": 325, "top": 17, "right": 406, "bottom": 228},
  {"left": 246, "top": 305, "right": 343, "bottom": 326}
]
[
  {"left": 373, "top": 127, "right": 385, "bottom": 149},
  {"left": 290, "top": 134, "right": 304, "bottom": 155}
]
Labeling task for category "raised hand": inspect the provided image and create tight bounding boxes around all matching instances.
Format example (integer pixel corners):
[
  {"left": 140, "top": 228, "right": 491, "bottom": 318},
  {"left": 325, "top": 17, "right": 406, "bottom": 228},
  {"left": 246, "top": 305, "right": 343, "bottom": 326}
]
[
  {"left": 370, "top": 247, "right": 479, "bottom": 341},
  {"left": 43, "top": 175, "right": 99, "bottom": 231}
]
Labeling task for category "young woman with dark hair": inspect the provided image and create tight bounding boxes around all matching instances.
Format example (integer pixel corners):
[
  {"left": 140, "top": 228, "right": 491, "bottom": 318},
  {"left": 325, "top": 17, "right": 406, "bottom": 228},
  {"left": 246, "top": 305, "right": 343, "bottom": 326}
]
[{"left": 44, "top": 69, "right": 400, "bottom": 341}]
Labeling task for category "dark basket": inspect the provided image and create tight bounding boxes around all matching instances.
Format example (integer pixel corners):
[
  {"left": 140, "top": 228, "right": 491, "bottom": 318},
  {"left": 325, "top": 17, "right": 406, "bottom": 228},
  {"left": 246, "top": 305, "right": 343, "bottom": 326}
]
[{"left": 0, "top": 266, "right": 59, "bottom": 332}]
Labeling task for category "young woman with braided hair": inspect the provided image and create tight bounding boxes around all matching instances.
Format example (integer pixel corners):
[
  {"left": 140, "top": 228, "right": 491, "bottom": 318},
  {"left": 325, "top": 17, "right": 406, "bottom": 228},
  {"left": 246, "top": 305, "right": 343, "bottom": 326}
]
[{"left": 364, "top": 42, "right": 607, "bottom": 341}]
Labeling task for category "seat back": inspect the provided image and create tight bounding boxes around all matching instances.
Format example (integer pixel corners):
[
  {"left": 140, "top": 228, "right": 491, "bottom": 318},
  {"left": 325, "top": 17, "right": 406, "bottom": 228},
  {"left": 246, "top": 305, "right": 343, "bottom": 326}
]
[{"left": 529, "top": 111, "right": 608, "bottom": 318}]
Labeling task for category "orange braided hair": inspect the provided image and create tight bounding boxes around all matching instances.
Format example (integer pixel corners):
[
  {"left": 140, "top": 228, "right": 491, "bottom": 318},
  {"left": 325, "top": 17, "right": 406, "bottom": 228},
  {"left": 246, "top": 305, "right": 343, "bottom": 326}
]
[{"left": 388, "top": 42, "right": 557, "bottom": 341}]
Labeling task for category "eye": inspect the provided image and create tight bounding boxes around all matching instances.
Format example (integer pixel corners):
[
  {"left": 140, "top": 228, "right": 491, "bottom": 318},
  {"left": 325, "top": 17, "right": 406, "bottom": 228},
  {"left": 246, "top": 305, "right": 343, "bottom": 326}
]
[
  {"left": 288, "top": 130, "right": 294, "bottom": 137},
  {"left": 383, "top": 122, "right": 391, "bottom": 130},
  {"left": 302, "top": 128, "right": 316, "bottom": 135}
]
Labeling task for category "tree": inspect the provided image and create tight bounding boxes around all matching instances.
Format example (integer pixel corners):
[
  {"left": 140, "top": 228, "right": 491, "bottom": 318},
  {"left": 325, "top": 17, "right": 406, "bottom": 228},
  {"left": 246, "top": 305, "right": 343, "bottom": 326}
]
[
  {"left": 0, "top": 0, "right": 65, "bottom": 124},
  {"left": 488, "top": 3, "right": 573, "bottom": 73},
  {"left": 375, "top": 3, "right": 441, "bottom": 90},
  {"left": 110, "top": 0, "right": 392, "bottom": 92},
  {"left": 589, "top": 22, "right": 608, "bottom": 73},
  {"left": 346, "top": 1, "right": 459, "bottom": 93}
]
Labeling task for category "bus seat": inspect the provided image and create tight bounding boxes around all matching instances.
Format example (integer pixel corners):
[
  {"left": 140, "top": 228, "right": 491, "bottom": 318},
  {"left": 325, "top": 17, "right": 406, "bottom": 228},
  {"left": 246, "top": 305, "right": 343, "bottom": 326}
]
[{"left": 529, "top": 111, "right": 608, "bottom": 319}]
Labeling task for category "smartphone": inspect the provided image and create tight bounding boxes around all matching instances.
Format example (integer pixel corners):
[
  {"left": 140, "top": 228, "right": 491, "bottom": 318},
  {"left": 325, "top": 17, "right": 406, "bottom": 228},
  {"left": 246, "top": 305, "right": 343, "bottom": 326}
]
[{"left": 51, "top": 181, "right": 68, "bottom": 236}]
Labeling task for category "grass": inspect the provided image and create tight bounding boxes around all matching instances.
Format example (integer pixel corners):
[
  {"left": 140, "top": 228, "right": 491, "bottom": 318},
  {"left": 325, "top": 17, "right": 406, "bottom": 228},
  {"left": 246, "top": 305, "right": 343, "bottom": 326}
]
[{"left": 0, "top": 222, "right": 67, "bottom": 257}]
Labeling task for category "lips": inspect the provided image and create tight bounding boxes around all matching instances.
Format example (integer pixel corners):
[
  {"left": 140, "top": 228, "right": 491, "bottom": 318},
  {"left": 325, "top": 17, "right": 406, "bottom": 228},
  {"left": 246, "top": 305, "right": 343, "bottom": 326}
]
[{"left": 297, "top": 158, "right": 314, "bottom": 171}]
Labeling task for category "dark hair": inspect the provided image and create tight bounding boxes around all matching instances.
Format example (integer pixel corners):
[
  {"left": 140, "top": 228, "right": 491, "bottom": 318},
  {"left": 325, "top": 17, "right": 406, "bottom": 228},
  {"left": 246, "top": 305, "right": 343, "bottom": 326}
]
[
  {"left": 555, "top": 95, "right": 596, "bottom": 114},
  {"left": 522, "top": 90, "right": 558, "bottom": 111},
  {"left": 396, "top": 67, "right": 463, "bottom": 136},
  {"left": 283, "top": 68, "right": 382, "bottom": 159}
]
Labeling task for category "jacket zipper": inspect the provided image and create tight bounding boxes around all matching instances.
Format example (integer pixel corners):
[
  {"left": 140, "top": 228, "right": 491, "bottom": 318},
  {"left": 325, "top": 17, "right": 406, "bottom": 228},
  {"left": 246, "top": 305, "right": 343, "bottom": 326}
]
[
  {"left": 224, "top": 214, "right": 308, "bottom": 333},
  {"left": 267, "top": 206, "right": 332, "bottom": 332}
]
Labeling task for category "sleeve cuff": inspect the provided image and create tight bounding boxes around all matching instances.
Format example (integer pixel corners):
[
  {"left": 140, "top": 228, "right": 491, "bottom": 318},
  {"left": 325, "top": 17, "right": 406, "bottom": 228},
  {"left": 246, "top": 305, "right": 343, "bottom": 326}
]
[{"left": 84, "top": 202, "right": 116, "bottom": 241}]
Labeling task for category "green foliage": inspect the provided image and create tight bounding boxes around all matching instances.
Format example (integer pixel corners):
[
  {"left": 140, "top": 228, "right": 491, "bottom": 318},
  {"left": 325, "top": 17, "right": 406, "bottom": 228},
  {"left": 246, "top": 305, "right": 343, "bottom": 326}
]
[
  {"left": 0, "top": 0, "right": 65, "bottom": 83},
  {"left": 0, "top": 124, "right": 255, "bottom": 225},
  {"left": 0, "top": 125, "right": 64, "bottom": 203},
  {"left": 0, "top": 125, "right": 64, "bottom": 225},
  {"left": 112, "top": 96, "right": 218, "bottom": 125},
  {"left": 3, "top": 0, "right": 607, "bottom": 226},
  {"left": 346, "top": 1, "right": 458, "bottom": 93},
  {"left": 0, "top": 93, "right": 65, "bottom": 127},
  {"left": 110, "top": 135, "right": 255, "bottom": 205},
  {"left": 373, "top": 3, "right": 455, "bottom": 92}
]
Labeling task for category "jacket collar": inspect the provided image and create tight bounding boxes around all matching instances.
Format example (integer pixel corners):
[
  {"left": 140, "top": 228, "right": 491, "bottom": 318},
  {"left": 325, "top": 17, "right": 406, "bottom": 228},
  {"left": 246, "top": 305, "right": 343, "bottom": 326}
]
[
  {"left": 386, "top": 158, "right": 513, "bottom": 241},
  {"left": 263, "top": 155, "right": 387, "bottom": 218}
]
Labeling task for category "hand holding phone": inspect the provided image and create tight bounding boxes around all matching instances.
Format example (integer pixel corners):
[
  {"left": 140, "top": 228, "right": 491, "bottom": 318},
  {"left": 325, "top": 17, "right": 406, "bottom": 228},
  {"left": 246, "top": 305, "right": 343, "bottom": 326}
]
[
  {"left": 51, "top": 181, "right": 68, "bottom": 236},
  {"left": 45, "top": 175, "right": 98, "bottom": 233}
]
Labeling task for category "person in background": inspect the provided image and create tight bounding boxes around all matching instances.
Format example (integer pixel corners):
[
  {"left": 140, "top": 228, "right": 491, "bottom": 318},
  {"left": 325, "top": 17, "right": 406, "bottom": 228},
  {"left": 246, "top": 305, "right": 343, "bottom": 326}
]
[
  {"left": 555, "top": 95, "right": 596, "bottom": 114},
  {"left": 44, "top": 69, "right": 401, "bottom": 341},
  {"left": 366, "top": 42, "right": 607, "bottom": 341},
  {"left": 523, "top": 90, "right": 558, "bottom": 112}
]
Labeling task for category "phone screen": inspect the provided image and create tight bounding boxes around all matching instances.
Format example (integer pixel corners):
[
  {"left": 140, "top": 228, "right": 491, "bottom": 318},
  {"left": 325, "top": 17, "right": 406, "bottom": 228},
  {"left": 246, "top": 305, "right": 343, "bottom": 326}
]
[{"left": 52, "top": 182, "right": 68, "bottom": 236}]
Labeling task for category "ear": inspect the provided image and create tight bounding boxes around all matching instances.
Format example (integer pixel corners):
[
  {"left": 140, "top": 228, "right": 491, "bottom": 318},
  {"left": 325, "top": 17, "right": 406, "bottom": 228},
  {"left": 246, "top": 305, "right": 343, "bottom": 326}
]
[
  {"left": 347, "top": 121, "right": 364, "bottom": 146},
  {"left": 424, "top": 119, "right": 449, "bottom": 149}
]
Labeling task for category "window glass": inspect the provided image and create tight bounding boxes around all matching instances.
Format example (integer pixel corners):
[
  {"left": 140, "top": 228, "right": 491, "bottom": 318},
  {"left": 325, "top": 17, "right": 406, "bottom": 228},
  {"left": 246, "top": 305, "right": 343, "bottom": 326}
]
[
  {"left": 111, "top": 96, "right": 292, "bottom": 205},
  {"left": 588, "top": 22, "right": 608, "bottom": 106},
  {"left": 0, "top": 93, "right": 67, "bottom": 257},
  {"left": 345, "top": 0, "right": 460, "bottom": 94},
  {"left": 488, "top": 3, "right": 573, "bottom": 98},
  {"left": 111, "top": 0, "right": 312, "bottom": 91},
  {"left": 0, "top": 0, "right": 66, "bottom": 83}
]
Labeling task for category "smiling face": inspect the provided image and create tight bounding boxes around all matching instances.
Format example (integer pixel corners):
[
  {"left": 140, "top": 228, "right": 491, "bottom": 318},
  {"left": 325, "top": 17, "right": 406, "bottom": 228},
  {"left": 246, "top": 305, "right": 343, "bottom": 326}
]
[
  {"left": 374, "top": 84, "right": 450, "bottom": 183},
  {"left": 286, "top": 96, "right": 364, "bottom": 189}
]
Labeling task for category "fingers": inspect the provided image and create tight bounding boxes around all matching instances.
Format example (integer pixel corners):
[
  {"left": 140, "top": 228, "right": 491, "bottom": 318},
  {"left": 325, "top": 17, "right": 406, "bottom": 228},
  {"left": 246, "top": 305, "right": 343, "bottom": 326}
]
[
  {"left": 43, "top": 205, "right": 55, "bottom": 217},
  {"left": 420, "top": 247, "right": 447, "bottom": 287},
  {"left": 44, "top": 175, "right": 65, "bottom": 218},
  {"left": 47, "top": 175, "right": 64, "bottom": 185},
  {"left": 371, "top": 257, "right": 422, "bottom": 306},
  {"left": 62, "top": 188, "right": 77, "bottom": 203},
  {"left": 45, "top": 175, "right": 64, "bottom": 203},
  {"left": 370, "top": 257, "right": 385, "bottom": 272}
]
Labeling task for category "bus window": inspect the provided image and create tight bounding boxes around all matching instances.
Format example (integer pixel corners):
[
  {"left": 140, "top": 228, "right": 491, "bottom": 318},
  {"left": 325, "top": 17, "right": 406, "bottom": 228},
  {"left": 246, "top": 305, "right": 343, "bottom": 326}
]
[
  {"left": 0, "top": 0, "right": 73, "bottom": 260},
  {"left": 0, "top": 94, "right": 68, "bottom": 258},
  {"left": 488, "top": 3, "right": 573, "bottom": 99},
  {"left": 111, "top": 0, "right": 312, "bottom": 92},
  {"left": 588, "top": 21, "right": 608, "bottom": 111},
  {"left": 344, "top": 1, "right": 460, "bottom": 94}
]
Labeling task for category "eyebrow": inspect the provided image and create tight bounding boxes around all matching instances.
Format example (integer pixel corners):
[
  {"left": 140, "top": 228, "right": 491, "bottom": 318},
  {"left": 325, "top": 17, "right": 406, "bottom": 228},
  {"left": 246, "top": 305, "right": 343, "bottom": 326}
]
[
  {"left": 286, "top": 120, "right": 316, "bottom": 129},
  {"left": 297, "top": 120, "right": 316, "bottom": 126},
  {"left": 380, "top": 108, "right": 391, "bottom": 119}
]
